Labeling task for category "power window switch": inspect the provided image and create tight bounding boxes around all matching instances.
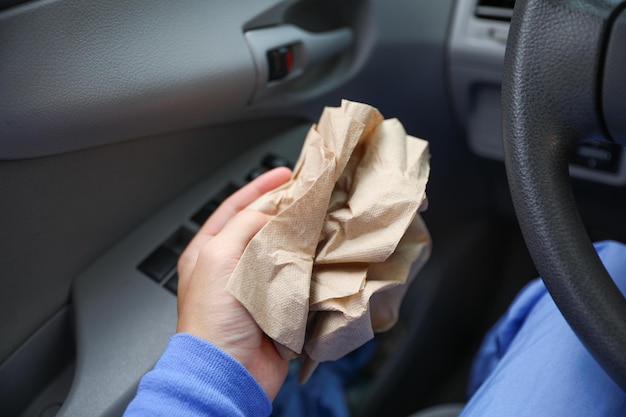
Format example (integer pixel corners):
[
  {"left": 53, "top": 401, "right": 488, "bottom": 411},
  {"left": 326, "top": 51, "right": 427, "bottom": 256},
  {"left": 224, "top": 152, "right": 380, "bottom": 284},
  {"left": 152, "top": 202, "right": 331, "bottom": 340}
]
[
  {"left": 261, "top": 154, "right": 293, "bottom": 170},
  {"left": 246, "top": 166, "right": 269, "bottom": 182},
  {"left": 138, "top": 246, "right": 178, "bottom": 282},
  {"left": 165, "top": 273, "right": 179, "bottom": 295}
]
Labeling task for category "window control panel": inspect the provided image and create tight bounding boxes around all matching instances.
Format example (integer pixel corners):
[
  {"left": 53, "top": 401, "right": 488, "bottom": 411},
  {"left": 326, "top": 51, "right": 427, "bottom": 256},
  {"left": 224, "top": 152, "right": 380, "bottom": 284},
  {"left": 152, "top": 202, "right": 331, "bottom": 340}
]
[
  {"left": 137, "top": 154, "right": 294, "bottom": 295},
  {"left": 137, "top": 246, "right": 178, "bottom": 283}
]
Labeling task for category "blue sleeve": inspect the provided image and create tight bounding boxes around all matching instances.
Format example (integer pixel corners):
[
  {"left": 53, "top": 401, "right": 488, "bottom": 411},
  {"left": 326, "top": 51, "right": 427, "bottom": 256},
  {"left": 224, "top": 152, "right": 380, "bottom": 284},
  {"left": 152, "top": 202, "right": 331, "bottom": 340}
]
[
  {"left": 460, "top": 241, "right": 626, "bottom": 416},
  {"left": 123, "top": 333, "right": 272, "bottom": 417}
]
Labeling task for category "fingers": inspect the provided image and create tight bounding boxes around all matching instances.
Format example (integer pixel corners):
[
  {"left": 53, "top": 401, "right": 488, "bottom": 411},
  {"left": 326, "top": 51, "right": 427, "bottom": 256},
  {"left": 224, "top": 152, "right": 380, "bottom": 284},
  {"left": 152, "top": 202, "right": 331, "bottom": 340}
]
[
  {"left": 201, "top": 167, "right": 291, "bottom": 239},
  {"left": 178, "top": 166, "right": 291, "bottom": 279}
]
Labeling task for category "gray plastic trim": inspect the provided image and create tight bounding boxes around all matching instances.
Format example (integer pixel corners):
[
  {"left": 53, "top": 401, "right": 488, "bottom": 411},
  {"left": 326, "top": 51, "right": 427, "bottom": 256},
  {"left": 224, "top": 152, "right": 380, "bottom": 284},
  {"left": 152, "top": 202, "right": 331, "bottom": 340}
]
[
  {"left": 448, "top": 0, "right": 509, "bottom": 123},
  {"left": 569, "top": 160, "right": 626, "bottom": 186},
  {"left": 21, "top": 364, "right": 75, "bottom": 417},
  {"left": 56, "top": 123, "right": 308, "bottom": 417},
  {"left": 0, "top": 307, "right": 74, "bottom": 417}
]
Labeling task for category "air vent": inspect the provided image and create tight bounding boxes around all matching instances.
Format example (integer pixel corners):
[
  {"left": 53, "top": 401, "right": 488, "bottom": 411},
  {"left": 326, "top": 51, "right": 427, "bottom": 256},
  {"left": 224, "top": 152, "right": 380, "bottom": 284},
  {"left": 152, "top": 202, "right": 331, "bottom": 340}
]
[{"left": 475, "top": 0, "right": 515, "bottom": 21}]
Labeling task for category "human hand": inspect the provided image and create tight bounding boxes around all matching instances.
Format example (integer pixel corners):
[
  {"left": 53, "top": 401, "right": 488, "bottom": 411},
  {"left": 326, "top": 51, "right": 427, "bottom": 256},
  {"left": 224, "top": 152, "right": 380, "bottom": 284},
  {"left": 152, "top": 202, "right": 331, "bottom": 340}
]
[{"left": 176, "top": 167, "right": 292, "bottom": 400}]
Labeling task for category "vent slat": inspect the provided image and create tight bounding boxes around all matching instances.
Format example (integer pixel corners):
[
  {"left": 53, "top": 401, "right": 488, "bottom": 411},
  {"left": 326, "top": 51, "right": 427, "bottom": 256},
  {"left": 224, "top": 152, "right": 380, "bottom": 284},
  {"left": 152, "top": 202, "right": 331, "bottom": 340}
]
[{"left": 475, "top": 0, "right": 515, "bottom": 21}]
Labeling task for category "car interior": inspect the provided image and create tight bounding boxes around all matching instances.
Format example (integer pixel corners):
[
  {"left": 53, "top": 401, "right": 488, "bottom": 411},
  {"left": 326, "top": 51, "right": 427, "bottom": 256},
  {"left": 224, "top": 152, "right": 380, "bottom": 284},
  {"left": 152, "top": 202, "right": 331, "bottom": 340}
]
[{"left": 2, "top": 0, "right": 626, "bottom": 416}]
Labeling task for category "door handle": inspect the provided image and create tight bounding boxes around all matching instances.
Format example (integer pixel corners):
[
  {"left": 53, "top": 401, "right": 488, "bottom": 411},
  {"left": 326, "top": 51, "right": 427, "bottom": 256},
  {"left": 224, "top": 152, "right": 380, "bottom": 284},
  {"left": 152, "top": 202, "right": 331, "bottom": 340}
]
[{"left": 244, "top": 24, "right": 354, "bottom": 102}]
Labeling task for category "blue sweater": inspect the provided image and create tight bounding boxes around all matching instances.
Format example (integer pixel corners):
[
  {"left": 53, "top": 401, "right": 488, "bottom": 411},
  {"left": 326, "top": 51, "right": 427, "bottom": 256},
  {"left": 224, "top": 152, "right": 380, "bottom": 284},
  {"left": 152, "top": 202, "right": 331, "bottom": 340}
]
[{"left": 123, "top": 334, "right": 271, "bottom": 417}]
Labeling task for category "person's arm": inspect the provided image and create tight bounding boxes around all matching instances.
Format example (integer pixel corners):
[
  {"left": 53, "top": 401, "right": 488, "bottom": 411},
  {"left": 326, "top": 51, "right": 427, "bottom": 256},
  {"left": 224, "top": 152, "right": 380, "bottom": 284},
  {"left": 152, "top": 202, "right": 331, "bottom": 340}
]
[
  {"left": 123, "top": 333, "right": 271, "bottom": 417},
  {"left": 124, "top": 167, "right": 292, "bottom": 416},
  {"left": 176, "top": 166, "right": 291, "bottom": 400}
]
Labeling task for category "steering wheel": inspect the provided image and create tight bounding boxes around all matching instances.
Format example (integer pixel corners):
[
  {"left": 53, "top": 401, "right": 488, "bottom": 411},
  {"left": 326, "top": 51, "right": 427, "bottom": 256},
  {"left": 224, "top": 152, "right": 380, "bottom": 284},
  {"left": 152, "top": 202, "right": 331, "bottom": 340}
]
[{"left": 502, "top": 0, "right": 626, "bottom": 390}]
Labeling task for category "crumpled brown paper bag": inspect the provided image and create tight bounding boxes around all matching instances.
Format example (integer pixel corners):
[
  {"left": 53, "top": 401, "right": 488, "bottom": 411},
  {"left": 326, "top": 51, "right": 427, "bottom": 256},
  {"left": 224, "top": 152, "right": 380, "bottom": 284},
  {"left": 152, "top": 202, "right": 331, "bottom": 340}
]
[{"left": 227, "top": 100, "right": 431, "bottom": 381}]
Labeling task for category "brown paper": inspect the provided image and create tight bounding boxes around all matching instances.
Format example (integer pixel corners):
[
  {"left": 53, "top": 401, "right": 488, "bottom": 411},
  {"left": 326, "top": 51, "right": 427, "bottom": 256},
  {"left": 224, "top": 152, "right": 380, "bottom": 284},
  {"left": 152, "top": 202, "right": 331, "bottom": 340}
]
[{"left": 226, "top": 100, "right": 431, "bottom": 380}]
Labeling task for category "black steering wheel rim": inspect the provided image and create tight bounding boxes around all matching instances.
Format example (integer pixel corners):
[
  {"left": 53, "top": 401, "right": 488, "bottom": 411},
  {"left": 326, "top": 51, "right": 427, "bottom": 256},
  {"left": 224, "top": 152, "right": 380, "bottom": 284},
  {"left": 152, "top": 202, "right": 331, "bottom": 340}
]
[{"left": 502, "top": 0, "right": 626, "bottom": 390}]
